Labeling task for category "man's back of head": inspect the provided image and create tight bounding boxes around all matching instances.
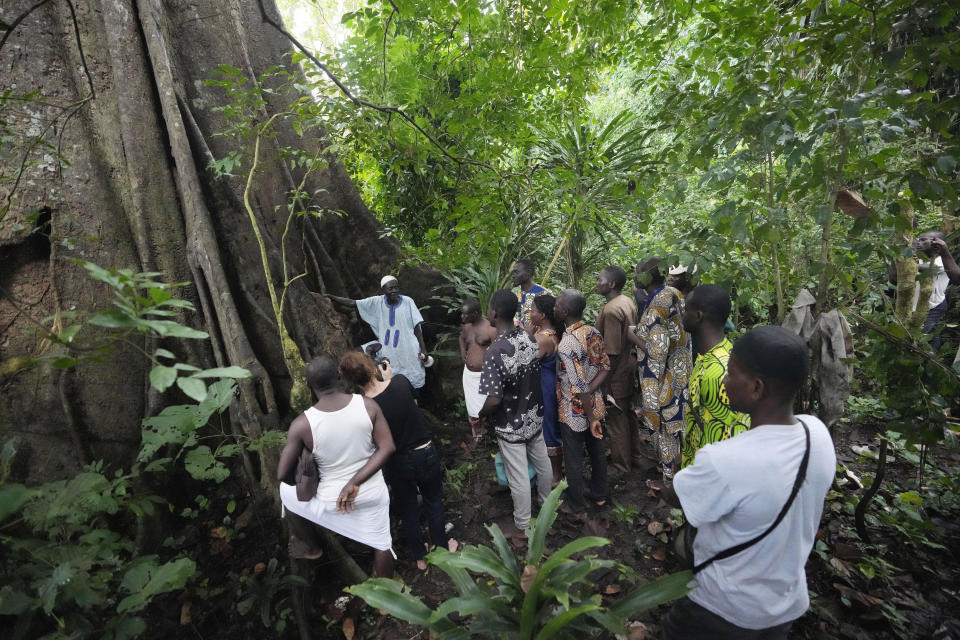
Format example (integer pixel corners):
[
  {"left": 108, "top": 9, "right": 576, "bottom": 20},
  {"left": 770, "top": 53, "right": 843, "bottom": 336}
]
[
  {"left": 731, "top": 326, "right": 808, "bottom": 405},
  {"left": 306, "top": 356, "right": 339, "bottom": 394},
  {"left": 687, "top": 284, "right": 732, "bottom": 329},
  {"left": 557, "top": 289, "right": 587, "bottom": 321},
  {"left": 489, "top": 289, "right": 519, "bottom": 324}
]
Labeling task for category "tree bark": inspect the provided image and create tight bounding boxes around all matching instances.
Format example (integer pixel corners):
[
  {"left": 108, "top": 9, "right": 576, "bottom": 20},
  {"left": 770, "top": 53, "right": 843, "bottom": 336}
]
[{"left": 0, "top": 0, "right": 448, "bottom": 485}]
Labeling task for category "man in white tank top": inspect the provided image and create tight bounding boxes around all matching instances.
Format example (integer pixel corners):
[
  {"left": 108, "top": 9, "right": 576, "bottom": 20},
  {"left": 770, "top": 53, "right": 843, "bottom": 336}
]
[{"left": 277, "top": 357, "right": 396, "bottom": 579}]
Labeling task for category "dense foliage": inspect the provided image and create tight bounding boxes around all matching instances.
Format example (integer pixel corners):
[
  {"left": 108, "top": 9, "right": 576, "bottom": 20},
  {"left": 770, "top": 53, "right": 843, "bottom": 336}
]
[{"left": 280, "top": 0, "right": 959, "bottom": 433}]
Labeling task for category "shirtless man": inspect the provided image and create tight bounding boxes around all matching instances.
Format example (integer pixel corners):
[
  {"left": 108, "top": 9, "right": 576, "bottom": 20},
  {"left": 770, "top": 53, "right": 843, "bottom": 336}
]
[{"left": 460, "top": 298, "right": 498, "bottom": 447}]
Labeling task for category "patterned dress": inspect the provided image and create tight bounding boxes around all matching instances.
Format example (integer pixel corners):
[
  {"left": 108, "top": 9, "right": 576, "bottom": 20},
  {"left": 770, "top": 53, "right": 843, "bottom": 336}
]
[
  {"left": 633, "top": 286, "right": 692, "bottom": 480},
  {"left": 513, "top": 283, "right": 552, "bottom": 329},
  {"left": 557, "top": 321, "right": 611, "bottom": 432},
  {"left": 681, "top": 337, "right": 750, "bottom": 468}
]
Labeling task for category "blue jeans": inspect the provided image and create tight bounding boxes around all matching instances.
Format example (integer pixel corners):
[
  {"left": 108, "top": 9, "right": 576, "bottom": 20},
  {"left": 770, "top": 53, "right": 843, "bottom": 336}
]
[{"left": 386, "top": 443, "right": 447, "bottom": 560}]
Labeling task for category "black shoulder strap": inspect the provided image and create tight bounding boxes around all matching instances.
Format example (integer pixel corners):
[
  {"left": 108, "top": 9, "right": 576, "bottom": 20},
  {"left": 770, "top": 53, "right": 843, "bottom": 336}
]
[{"left": 692, "top": 418, "right": 811, "bottom": 574}]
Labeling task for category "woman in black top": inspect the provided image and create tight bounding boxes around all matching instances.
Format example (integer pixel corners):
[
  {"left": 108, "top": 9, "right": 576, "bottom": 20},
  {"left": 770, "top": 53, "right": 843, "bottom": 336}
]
[{"left": 339, "top": 352, "right": 457, "bottom": 569}]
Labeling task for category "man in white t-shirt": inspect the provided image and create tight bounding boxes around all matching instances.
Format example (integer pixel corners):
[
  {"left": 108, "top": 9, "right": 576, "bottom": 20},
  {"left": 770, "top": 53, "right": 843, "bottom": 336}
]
[
  {"left": 914, "top": 231, "right": 960, "bottom": 351},
  {"left": 662, "top": 326, "right": 836, "bottom": 639}
]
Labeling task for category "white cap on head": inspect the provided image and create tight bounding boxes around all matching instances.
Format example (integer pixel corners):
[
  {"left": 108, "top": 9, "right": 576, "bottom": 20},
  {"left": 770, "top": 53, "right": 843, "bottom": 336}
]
[
  {"left": 380, "top": 275, "right": 398, "bottom": 288},
  {"left": 668, "top": 264, "right": 697, "bottom": 276}
]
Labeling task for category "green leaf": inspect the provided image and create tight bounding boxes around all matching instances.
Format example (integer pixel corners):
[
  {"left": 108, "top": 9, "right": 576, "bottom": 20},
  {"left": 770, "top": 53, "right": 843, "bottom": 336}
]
[
  {"left": 58, "top": 325, "right": 82, "bottom": 344},
  {"left": 154, "top": 348, "right": 176, "bottom": 360},
  {"left": 486, "top": 522, "right": 520, "bottom": 577},
  {"left": 117, "top": 558, "right": 195, "bottom": 613},
  {"left": 52, "top": 357, "right": 78, "bottom": 370},
  {"left": 148, "top": 287, "right": 172, "bottom": 304},
  {"left": 184, "top": 446, "right": 230, "bottom": 483},
  {"left": 539, "top": 537, "right": 610, "bottom": 576},
  {"left": 149, "top": 365, "right": 178, "bottom": 392},
  {"left": 176, "top": 377, "right": 207, "bottom": 402},
  {"left": 432, "top": 593, "right": 511, "bottom": 623},
  {"left": 39, "top": 562, "right": 76, "bottom": 613},
  {"left": 0, "top": 585, "right": 35, "bottom": 615},
  {"left": 0, "top": 483, "right": 37, "bottom": 521},
  {"left": 347, "top": 578, "right": 433, "bottom": 625},
  {"left": 606, "top": 570, "right": 694, "bottom": 623},
  {"left": 189, "top": 366, "right": 251, "bottom": 379},
  {"left": 112, "top": 616, "right": 148, "bottom": 640},
  {"left": 143, "top": 320, "right": 208, "bottom": 340},
  {"left": 937, "top": 154, "right": 956, "bottom": 174},
  {"left": 444, "top": 545, "right": 521, "bottom": 590},
  {"left": 88, "top": 309, "right": 138, "bottom": 328},
  {"left": 526, "top": 479, "right": 566, "bottom": 566},
  {"left": 534, "top": 604, "right": 601, "bottom": 640}
]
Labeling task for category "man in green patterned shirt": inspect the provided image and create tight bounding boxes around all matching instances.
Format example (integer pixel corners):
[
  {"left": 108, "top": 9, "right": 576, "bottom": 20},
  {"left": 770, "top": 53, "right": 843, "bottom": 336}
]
[{"left": 681, "top": 285, "right": 750, "bottom": 467}]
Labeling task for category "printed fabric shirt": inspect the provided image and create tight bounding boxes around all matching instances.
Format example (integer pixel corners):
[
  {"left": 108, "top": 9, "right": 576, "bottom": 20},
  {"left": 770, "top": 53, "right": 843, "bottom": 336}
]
[
  {"left": 681, "top": 337, "right": 750, "bottom": 468},
  {"left": 513, "top": 283, "right": 552, "bottom": 329},
  {"left": 479, "top": 327, "right": 544, "bottom": 443},
  {"left": 634, "top": 285, "right": 692, "bottom": 437},
  {"left": 557, "top": 321, "right": 611, "bottom": 432}
]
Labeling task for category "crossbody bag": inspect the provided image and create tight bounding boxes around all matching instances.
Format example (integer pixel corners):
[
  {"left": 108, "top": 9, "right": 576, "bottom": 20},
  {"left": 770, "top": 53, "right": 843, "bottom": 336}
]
[{"left": 680, "top": 417, "right": 811, "bottom": 575}]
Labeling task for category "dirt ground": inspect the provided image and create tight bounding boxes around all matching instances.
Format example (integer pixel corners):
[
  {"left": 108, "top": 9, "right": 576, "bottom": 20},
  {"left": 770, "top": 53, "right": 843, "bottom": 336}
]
[{"left": 144, "top": 407, "right": 960, "bottom": 640}]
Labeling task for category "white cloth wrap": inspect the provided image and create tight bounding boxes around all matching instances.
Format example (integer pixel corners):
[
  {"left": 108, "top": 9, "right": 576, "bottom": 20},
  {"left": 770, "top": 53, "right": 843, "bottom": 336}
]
[
  {"left": 279, "top": 397, "right": 392, "bottom": 551},
  {"left": 462, "top": 366, "right": 486, "bottom": 418}
]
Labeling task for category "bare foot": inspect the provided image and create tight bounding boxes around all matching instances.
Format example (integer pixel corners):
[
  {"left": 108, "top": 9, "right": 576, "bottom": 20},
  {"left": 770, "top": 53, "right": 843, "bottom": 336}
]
[{"left": 288, "top": 535, "right": 323, "bottom": 560}]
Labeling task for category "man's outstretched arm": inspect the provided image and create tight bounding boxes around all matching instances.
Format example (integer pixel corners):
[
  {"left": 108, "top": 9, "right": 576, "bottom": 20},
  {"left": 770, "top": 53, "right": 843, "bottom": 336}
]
[{"left": 323, "top": 293, "right": 357, "bottom": 308}]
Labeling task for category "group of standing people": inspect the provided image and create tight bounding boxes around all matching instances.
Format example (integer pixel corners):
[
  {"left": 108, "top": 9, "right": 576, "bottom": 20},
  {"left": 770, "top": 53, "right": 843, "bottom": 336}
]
[
  {"left": 457, "top": 256, "right": 747, "bottom": 536},
  {"left": 276, "top": 259, "right": 839, "bottom": 638},
  {"left": 459, "top": 257, "right": 837, "bottom": 638}
]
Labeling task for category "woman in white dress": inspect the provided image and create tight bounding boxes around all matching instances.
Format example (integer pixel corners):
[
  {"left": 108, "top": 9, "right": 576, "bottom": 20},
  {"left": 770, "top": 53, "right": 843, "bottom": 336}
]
[{"left": 277, "top": 356, "right": 396, "bottom": 578}]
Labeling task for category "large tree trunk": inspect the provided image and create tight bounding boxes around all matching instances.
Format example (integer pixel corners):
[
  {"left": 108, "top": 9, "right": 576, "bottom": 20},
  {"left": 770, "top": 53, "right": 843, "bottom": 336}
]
[{"left": 0, "top": 0, "right": 446, "bottom": 484}]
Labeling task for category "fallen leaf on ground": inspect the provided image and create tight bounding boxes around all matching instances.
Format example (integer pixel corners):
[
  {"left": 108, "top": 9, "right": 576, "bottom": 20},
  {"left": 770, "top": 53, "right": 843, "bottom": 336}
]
[
  {"left": 253, "top": 562, "right": 265, "bottom": 575},
  {"left": 833, "top": 583, "right": 884, "bottom": 609},
  {"left": 521, "top": 565, "right": 538, "bottom": 593},
  {"left": 342, "top": 617, "right": 355, "bottom": 640},
  {"left": 832, "top": 542, "right": 861, "bottom": 561},
  {"left": 582, "top": 517, "right": 609, "bottom": 537},
  {"left": 180, "top": 601, "right": 191, "bottom": 625},
  {"left": 829, "top": 557, "right": 852, "bottom": 577},
  {"left": 651, "top": 546, "right": 667, "bottom": 561},
  {"left": 647, "top": 521, "right": 664, "bottom": 536},
  {"left": 604, "top": 583, "right": 622, "bottom": 594},
  {"left": 234, "top": 506, "right": 254, "bottom": 530}
]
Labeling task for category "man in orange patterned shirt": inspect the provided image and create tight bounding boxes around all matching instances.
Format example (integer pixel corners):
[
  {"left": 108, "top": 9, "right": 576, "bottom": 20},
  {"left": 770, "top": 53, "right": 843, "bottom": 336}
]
[{"left": 555, "top": 289, "right": 610, "bottom": 517}]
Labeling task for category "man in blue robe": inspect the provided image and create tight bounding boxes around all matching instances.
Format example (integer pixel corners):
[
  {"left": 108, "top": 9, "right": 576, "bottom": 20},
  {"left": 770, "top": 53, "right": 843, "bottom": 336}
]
[{"left": 326, "top": 276, "right": 428, "bottom": 389}]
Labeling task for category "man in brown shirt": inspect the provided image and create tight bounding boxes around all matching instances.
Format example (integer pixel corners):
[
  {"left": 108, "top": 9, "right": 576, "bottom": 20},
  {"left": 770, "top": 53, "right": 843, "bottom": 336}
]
[{"left": 595, "top": 265, "right": 641, "bottom": 475}]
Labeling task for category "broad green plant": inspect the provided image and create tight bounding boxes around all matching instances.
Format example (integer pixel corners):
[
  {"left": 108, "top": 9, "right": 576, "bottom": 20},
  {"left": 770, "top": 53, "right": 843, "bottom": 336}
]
[
  {"left": 0, "top": 263, "right": 266, "bottom": 639},
  {"left": 348, "top": 481, "right": 692, "bottom": 638}
]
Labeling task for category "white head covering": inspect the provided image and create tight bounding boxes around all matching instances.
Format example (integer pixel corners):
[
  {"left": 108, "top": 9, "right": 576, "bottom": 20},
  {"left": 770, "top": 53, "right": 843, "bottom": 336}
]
[
  {"left": 380, "top": 275, "right": 398, "bottom": 288},
  {"left": 668, "top": 264, "right": 697, "bottom": 276}
]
